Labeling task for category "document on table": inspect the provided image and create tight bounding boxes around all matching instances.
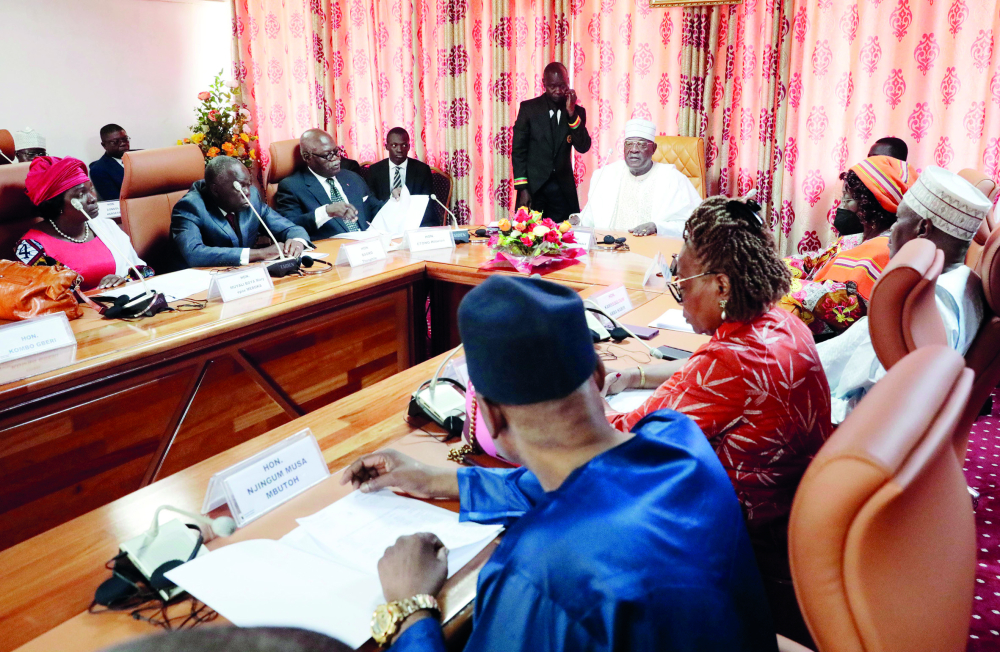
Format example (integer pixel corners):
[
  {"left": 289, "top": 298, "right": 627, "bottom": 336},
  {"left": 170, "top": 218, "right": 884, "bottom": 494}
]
[
  {"left": 94, "top": 269, "right": 212, "bottom": 303},
  {"left": 166, "top": 490, "right": 503, "bottom": 647},
  {"left": 649, "top": 308, "right": 695, "bottom": 333},
  {"left": 369, "top": 187, "right": 429, "bottom": 237},
  {"left": 605, "top": 389, "right": 656, "bottom": 413}
]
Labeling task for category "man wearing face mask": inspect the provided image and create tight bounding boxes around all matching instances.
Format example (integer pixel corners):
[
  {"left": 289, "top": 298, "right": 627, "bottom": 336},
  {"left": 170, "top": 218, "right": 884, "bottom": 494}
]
[{"left": 779, "top": 155, "right": 917, "bottom": 337}]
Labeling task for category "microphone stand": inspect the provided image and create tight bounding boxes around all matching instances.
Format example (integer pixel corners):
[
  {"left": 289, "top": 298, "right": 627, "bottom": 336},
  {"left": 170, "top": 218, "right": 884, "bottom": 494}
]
[{"left": 231, "top": 181, "right": 301, "bottom": 277}]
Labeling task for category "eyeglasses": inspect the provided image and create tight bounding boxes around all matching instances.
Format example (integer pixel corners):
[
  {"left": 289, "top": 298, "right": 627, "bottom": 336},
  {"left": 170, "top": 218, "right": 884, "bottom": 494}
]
[
  {"left": 305, "top": 147, "right": 344, "bottom": 161},
  {"left": 623, "top": 139, "right": 650, "bottom": 152},
  {"left": 666, "top": 253, "right": 717, "bottom": 304}
]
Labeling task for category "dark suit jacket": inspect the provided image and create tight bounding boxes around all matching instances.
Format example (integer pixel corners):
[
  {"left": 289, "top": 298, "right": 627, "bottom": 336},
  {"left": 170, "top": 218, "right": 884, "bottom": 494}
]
[
  {"left": 273, "top": 168, "right": 383, "bottom": 240},
  {"left": 171, "top": 180, "right": 310, "bottom": 268},
  {"left": 89, "top": 153, "right": 125, "bottom": 201},
  {"left": 340, "top": 157, "right": 361, "bottom": 175},
  {"left": 366, "top": 157, "right": 437, "bottom": 227},
  {"left": 512, "top": 95, "right": 591, "bottom": 211}
]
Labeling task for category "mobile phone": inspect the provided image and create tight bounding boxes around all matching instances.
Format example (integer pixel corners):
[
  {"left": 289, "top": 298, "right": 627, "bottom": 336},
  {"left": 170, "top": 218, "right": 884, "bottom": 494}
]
[
  {"left": 621, "top": 324, "right": 658, "bottom": 340},
  {"left": 656, "top": 345, "right": 693, "bottom": 361}
]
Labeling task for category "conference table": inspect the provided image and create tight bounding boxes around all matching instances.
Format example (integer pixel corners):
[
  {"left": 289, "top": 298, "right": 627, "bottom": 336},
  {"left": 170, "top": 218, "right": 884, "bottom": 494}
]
[{"left": 0, "top": 229, "right": 708, "bottom": 652}]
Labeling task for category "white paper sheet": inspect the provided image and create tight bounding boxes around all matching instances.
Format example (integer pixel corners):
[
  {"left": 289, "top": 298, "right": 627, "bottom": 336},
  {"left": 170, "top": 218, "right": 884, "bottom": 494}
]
[
  {"left": 166, "top": 539, "right": 383, "bottom": 648},
  {"left": 95, "top": 269, "right": 212, "bottom": 303},
  {"left": 369, "top": 187, "right": 430, "bottom": 237},
  {"left": 605, "top": 389, "right": 656, "bottom": 412},
  {"left": 295, "top": 490, "right": 502, "bottom": 578},
  {"left": 648, "top": 308, "right": 695, "bottom": 333}
]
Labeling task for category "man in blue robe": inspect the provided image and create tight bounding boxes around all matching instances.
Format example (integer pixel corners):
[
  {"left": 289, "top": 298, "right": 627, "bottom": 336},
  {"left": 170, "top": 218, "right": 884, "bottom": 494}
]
[{"left": 342, "top": 275, "right": 777, "bottom": 651}]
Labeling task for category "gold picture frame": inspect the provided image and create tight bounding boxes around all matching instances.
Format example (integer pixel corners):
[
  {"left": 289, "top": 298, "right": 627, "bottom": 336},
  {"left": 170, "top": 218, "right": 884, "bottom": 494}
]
[{"left": 649, "top": 0, "right": 741, "bottom": 6}]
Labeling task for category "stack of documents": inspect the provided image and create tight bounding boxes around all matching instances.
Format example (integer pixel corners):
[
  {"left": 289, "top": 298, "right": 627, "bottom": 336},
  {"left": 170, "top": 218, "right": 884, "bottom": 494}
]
[
  {"left": 166, "top": 490, "right": 502, "bottom": 647},
  {"left": 648, "top": 309, "right": 695, "bottom": 333},
  {"left": 605, "top": 389, "right": 656, "bottom": 413}
]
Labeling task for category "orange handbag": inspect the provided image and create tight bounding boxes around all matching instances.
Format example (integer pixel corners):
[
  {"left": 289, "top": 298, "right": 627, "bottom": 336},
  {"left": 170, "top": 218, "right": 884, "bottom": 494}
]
[{"left": 0, "top": 259, "right": 82, "bottom": 321}]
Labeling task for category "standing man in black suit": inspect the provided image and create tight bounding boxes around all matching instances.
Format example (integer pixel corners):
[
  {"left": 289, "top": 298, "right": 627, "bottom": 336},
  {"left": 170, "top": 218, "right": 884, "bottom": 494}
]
[
  {"left": 512, "top": 62, "right": 591, "bottom": 222},
  {"left": 367, "top": 127, "right": 437, "bottom": 227},
  {"left": 273, "top": 129, "right": 383, "bottom": 240},
  {"left": 90, "top": 124, "right": 130, "bottom": 200}
]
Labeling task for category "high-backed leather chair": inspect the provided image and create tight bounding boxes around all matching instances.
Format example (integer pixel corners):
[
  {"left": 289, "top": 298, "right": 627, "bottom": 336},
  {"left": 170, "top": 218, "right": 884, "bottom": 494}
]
[
  {"left": 652, "top": 136, "right": 706, "bottom": 199},
  {"left": 959, "top": 169, "right": 998, "bottom": 268},
  {"left": 0, "top": 130, "right": 15, "bottom": 164},
  {"left": 266, "top": 139, "right": 304, "bottom": 207},
  {"left": 430, "top": 166, "right": 453, "bottom": 226},
  {"left": 788, "top": 345, "right": 976, "bottom": 652},
  {"left": 120, "top": 145, "right": 204, "bottom": 272},
  {"left": 868, "top": 239, "right": 947, "bottom": 371},
  {"left": 0, "top": 163, "right": 39, "bottom": 258}
]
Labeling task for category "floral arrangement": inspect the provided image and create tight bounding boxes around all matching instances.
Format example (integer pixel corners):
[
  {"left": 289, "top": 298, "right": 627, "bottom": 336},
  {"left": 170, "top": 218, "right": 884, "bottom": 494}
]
[
  {"left": 178, "top": 71, "right": 257, "bottom": 168},
  {"left": 482, "top": 207, "right": 585, "bottom": 274}
]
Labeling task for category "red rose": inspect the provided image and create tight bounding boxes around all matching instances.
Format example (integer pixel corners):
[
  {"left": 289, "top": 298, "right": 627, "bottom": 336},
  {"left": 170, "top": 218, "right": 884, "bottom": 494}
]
[
  {"left": 198, "top": 91, "right": 211, "bottom": 102},
  {"left": 544, "top": 230, "right": 560, "bottom": 243},
  {"left": 520, "top": 236, "right": 533, "bottom": 247},
  {"left": 514, "top": 207, "right": 531, "bottom": 222},
  {"left": 540, "top": 218, "right": 557, "bottom": 229},
  {"left": 561, "top": 231, "right": 577, "bottom": 243},
  {"left": 520, "top": 221, "right": 534, "bottom": 233},
  {"left": 208, "top": 110, "right": 219, "bottom": 122}
]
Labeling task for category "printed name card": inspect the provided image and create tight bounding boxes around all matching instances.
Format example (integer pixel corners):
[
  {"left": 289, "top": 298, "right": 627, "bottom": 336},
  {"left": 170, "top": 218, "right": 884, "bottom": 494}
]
[
  {"left": 201, "top": 429, "right": 330, "bottom": 527},
  {"left": 589, "top": 284, "right": 634, "bottom": 319},
  {"left": 335, "top": 238, "right": 387, "bottom": 267},
  {"left": 403, "top": 229, "right": 456, "bottom": 253},
  {"left": 572, "top": 228, "right": 594, "bottom": 252},
  {"left": 208, "top": 265, "right": 274, "bottom": 302},
  {"left": 97, "top": 201, "right": 121, "bottom": 220},
  {"left": 0, "top": 313, "right": 76, "bottom": 365}
]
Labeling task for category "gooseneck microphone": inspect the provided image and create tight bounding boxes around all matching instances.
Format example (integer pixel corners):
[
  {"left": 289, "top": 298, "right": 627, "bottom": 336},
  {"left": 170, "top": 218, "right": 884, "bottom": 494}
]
[
  {"left": 231, "top": 181, "right": 301, "bottom": 277},
  {"left": 71, "top": 198, "right": 155, "bottom": 308},
  {"left": 583, "top": 299, "right": 665, "bottom": 359},
  {"left": 430, "top": 193, "right": 459, "bottom": 228},
  {"left": 141, "top": 505, "right": 236, "bottom": 548}
]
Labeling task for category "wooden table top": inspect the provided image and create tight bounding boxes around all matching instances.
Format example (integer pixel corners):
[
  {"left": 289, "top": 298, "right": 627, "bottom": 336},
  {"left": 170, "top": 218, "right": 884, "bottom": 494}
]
[{"left": 0, "top": 230, "right": 704, "bottom": 652}]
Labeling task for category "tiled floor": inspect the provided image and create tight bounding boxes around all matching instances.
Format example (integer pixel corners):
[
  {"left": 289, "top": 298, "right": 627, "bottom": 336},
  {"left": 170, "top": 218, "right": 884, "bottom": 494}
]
[{"left": 966, "top": 391, "right": 1000, "bottom": 651}]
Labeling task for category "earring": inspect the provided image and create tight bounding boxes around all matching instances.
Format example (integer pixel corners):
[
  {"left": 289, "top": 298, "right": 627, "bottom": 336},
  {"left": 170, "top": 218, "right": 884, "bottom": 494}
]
[{"left": 719, "top": 298, "right": 727, "bottom": 321}]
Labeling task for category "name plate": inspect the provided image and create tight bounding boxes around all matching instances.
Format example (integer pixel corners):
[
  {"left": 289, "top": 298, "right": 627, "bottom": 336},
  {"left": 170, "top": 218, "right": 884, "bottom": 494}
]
[
  {"left": 572, "top": 228, "right": 594, "bottom": 252},
  {"left": 0, "top": 313, "right": 76, "bottom": 364},
  {"left": 208, "top": 264, "right": 274, "bottom": 302},
  {"left": 97, "top": 200, "right": 121, "bottom": 220},
  {"left": 403, "top": 229, "right": 456, "bottom": 253},
  {"left": 642, "top": 251, "right": 667, "bottom": 287},
  {"left": 335, "top": 238, "right": 387, "bottom": 267},
  {"left": 589, "top": 283, "right": 634, "bottom": 319},
  {"left": 201, "top": 428, "right": 330, "bottom": 527}
]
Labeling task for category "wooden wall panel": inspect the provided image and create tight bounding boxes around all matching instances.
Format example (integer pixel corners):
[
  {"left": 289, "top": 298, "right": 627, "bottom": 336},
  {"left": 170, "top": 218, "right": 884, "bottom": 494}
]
[
  {"left": 0, "top": 369, "right": 197, "bottom": 550},
  {"left": 153, "top": 355, "right": 291, "bottom": 481}
]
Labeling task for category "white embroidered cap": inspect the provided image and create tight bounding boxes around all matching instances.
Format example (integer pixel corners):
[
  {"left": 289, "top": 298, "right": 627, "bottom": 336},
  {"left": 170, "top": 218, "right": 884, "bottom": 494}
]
[
  {"left": 13, "top": 127, "right": 45, "bottom": 151},
  {"left": 902, "top": 166, "right": 992, "bottom": 242},
  {"left": 623, "top": 119, "right": 656, "bottom": 142}
]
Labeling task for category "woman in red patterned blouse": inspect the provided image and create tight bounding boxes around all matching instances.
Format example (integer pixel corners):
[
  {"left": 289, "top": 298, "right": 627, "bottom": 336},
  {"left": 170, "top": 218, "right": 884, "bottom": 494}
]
[{"left": 604, "top": 196, "right": 832, "bottom": 646}]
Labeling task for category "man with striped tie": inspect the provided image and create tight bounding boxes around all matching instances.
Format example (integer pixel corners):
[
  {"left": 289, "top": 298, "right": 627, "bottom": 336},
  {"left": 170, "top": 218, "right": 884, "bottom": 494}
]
[
  {"left": 367, "top": 128, "right": 437, "bottom": 227},
  {"left": 274, "top": 129, "right": 384, "bottom": 240}
]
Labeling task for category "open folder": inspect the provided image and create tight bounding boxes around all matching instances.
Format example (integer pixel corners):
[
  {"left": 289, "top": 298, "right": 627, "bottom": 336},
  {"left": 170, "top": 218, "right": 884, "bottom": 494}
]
[{"left": 166, "top": 490, "right": 502, "bottom": 647}]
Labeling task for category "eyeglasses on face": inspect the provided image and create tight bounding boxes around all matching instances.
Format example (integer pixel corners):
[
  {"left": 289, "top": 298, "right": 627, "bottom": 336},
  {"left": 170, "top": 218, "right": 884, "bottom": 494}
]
[
  {"left": 305, "top": 147, "right": 344, "bottom": 161},
  {"left": 623, "top": 139, "right": 650, "bottom": 152},
  {"left": 666, "top": 253, "right": 717, "bottom": 304}
]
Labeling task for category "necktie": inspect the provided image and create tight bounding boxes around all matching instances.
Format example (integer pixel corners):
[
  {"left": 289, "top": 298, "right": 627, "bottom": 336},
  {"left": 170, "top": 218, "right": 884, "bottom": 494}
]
[
  {"left": 327, "top": 178, "right": 359, "bottom": 231},
  {"left": 225, "top": 212, "right": 243, "bottom": 247},
  {"left": 392, "top": 166, "right": 402, "bottom": 191}
]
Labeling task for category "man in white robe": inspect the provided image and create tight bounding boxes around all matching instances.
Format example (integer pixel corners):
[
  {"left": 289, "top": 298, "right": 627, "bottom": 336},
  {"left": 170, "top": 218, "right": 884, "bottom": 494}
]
[
  {"left": 572, "top": 119, "right": 702, "bottom": 237},
  {"left": 817, "top": 166, "right": 993, "bottom": 423}
]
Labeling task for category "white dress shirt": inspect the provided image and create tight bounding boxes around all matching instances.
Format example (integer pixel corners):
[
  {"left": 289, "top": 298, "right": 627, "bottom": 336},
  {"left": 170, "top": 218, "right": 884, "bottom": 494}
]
[
  {"left": 309, "top": 167, "right": 356, "bottom": 229},
  {"left": 549, "top": 109, "right": 561, "bottom": 124}
]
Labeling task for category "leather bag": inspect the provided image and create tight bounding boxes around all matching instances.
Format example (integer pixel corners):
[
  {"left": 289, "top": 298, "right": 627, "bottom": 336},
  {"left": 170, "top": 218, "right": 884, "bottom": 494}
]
[{"left": 0, "top": 259, "right": 82, "bottom": 321}]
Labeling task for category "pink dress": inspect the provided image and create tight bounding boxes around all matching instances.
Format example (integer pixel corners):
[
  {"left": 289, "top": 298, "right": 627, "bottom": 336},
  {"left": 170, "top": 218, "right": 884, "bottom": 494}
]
[{"left": 19, "top": 229, "right": 116, "bottom": 291}]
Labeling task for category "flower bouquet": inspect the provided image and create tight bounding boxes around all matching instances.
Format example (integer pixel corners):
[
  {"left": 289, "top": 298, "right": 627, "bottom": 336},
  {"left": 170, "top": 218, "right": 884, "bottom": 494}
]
[
  {"left": 480, "top": 208, "right": 586, "bottom": 275},
  {"left": 178, "top": 71, "right": 258, "bottom": 169}
]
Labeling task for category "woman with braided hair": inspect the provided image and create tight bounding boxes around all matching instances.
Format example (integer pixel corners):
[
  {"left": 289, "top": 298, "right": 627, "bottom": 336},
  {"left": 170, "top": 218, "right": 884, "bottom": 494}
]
[
  {"left": 779, "top": 155, "right": 917, "bottom": 337},
  {"left": 603, "top": 195, "right": 831, "bottom": 646}
]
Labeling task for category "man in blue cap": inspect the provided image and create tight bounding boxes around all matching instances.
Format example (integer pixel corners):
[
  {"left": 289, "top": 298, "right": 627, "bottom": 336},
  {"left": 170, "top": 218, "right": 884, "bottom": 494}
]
[{"left": 341, "top": 276, "right": 777, "bottom": 652}]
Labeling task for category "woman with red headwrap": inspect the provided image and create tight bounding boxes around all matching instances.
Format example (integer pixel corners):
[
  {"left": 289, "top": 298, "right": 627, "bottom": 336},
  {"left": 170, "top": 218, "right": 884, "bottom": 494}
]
[
  {"left": 778, "top": 155, "right": 918, "bottom": 338},
  {"left": 14, "top": 156, "right": 153, "bottom": 291}
]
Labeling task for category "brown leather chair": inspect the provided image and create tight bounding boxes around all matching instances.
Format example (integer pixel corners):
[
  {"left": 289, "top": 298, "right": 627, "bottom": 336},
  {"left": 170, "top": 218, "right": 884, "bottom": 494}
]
[
  {"left": 652, "top": 136, "right": 707, "bottom": 199},
  {"left": 788, "top": 345, "right": 976, "bottom": 652},
  {"left": 0, "top": 130, "right": 15, "bottom": 164},
  {"left": 266, "top": 138, "right": 304, "bottom": 207},
  {"left": 959, "top": 169, "right": 998, "bottom": 268},
  {"left": 120, "top": 145, "right": 204, "bottom": 272},
  {"left": 430, "top": 166, "right": 453, "bottom": 226},
  {"left": 868, "top": 238, "right": 947, "bottom": 371},
  {"left": 0, "top": 163, "right": 39, "bottom": 258},
  {"left": 358, "top": 161, "right": 376, "bottom": 189}
]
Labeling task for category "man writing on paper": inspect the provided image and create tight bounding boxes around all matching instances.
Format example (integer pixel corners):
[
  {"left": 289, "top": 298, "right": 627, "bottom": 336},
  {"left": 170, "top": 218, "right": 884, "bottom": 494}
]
[
  {"left": 172, "top": 156, "right": 308, "bottom": 268},
  {"left": 341, "top": 276, "right": 777, "bottom": 651},
  {"left": 273, "top": 129, "right": 382, "bottom": 239},
  {"left": 572, "top": 119, "right": 702, "bottom": 237},
  {"left": 367, "top": 128, "right": 437, "bottom": 227}
]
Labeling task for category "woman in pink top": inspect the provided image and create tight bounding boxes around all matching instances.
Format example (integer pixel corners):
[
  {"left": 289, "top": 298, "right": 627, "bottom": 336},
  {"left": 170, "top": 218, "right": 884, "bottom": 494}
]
[{"left": 15, "top": 156, "right": 152, "bottom": 291}]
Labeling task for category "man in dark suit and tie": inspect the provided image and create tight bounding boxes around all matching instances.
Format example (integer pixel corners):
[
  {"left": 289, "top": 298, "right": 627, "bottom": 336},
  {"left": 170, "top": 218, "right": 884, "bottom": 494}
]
[
  {"left": 512, "top": 62, "right": 591, "bottom": 222},
  {"left": 90, "top": 124, "right": 130, "bottom": 200},
  {"left": 366, "top": 128, "right": 437, "bottom": 227},
  {"left": 273, "top": 129, "right": 383, "bottom": 239},
  {"left": 172, "top": 156, "right": 308, "bottom": 268}
]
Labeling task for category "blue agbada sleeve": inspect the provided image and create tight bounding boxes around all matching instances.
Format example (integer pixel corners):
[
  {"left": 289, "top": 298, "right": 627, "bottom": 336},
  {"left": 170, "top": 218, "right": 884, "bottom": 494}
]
[{"left": 457, "top": 467, "right": 546, "bottom": 526}]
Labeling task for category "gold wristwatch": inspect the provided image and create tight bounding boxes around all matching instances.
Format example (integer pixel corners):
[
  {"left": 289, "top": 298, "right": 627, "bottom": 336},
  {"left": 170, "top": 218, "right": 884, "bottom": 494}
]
[{"left": 371, "top": 594, "right": 440, "bottom": 646}]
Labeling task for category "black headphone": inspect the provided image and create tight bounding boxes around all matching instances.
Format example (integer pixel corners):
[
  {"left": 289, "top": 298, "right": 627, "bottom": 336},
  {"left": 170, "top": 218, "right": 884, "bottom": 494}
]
[{"left": 299, "top": 255, "right": 334, "bottom": 275}]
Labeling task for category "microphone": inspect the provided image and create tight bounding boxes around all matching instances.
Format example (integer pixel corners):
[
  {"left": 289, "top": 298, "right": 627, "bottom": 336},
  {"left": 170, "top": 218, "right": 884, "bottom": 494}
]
[
  {"left": 141, "top": 505, "right": 236, "bottom": 548},
  {"left": 71, "top": 198, "right": 155, "bottom": 308},
  {"left": 583, "top": 299, "right": 665, "bottom": 360},
  {"left": 430, "top": 193, "right": 459, "bottom": 228},
  {"left": 231, "top": 181, "right": 301, "bottom": 277}
]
